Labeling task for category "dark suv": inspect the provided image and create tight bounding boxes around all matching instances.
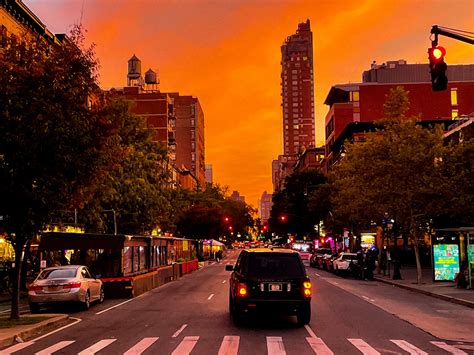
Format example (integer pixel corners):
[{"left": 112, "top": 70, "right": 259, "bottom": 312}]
[{"left": 226, "top": 248, "right": 312, "bottom": 325}]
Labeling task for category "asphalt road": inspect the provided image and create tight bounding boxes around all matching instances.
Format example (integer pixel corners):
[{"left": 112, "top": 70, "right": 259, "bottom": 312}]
[{"left": 1, "top": 249, "right": 472, "bottom": 354}]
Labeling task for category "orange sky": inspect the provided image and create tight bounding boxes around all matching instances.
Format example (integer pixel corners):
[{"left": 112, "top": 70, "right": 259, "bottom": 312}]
[{"left": 26, "top": 0, "right": 473, "bottom": 208}]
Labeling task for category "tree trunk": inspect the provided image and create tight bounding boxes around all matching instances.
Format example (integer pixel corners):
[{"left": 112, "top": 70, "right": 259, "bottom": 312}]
[
  {"left": 10, "top": 241, "right": 24, "bottom": 320},
  {"left": 413, "top": 236, "right": 422, "bottom": 285}
]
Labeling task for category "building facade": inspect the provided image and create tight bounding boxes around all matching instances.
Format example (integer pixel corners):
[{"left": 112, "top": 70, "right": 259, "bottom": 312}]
[
  {"left": 258, "top": 191, "right": 272, "bottom": 224},
  {"left": 205, "top": 164, "right": 213, "bottom": 184},
  {"left": 324, "top": 60, "right": 474, "bottom": 170},
  {"left": 272, "top": 154, "right": 297, "bottom": 192},
  {"left": 229, "top": 191, "right": 245, "bottom": 203},
  {"left": 168, "top": 93, "right": 206, "bottom": 186},
  {"left": 281, "top": 19, "right": 315, "bottom": 155}
]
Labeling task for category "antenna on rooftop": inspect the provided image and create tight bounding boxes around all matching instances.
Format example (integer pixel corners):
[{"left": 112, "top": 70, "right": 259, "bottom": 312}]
[{"left": 79, "top": 0, "right": 85, "bottom": 26}]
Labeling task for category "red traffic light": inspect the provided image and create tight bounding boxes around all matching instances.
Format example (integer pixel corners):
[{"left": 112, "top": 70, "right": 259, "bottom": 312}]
[
  {"left": 223, "top": 216, "right": 230, "bottom": 223},
  {"left": 432, "top": 46, "right": 446, "bottom": 60},
  {"left": 279, "top": 215, "right": 287, "bottom": 222}
]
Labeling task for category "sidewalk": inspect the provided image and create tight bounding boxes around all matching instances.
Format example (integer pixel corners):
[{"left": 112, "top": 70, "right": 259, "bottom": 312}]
[{"left": 374, "top": 265, "right": 474, "bottom": 308}]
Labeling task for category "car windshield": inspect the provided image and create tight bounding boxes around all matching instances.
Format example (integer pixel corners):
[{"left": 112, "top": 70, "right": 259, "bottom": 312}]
[
  {"left": 37, "top": 268, "right": 77, "bottom": 280},
  {"left": 342, "top": 255, "right": 357, "bottom": 260},
  {"left": 246, "top": 253, "right": 304, "bottom": 278}
]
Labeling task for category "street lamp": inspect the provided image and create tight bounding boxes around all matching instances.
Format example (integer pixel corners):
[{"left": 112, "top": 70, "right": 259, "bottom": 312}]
[{"left": 382, "top": 212, "right": 401, "bottom": 280}]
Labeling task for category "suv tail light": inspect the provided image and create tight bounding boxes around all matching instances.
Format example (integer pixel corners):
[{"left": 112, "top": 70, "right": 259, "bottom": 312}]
[
  {"left": 303, "top": 281, "right": 312, "bottom": 297},
  {"left": 237, "top": 283, "right": 248, "bottom": 297}
]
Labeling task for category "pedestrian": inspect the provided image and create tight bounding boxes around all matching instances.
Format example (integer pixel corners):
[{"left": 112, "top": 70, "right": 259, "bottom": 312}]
[
  {"left": 216, "top": 250, "right": 223, "bottom": 263},
  {"left": 381, "top": 247, "right": 387, "bottom": 276}
]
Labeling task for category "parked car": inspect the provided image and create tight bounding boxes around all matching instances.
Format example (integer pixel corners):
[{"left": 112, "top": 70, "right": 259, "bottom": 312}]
[
  {"left": 226, "top": 248, "right": 312, "bottom": 326},
  {"left": 321, "top": 253, "right": 338, "bottom": 271},
  {"left": 310, "top": 248, "right": 332, "bottom": 268},
  {"left": 333, "top": 253, "right": 358, "bottom": 275},
  {"left": 28, "top": 265, "right": 104, "bottom": 313}
]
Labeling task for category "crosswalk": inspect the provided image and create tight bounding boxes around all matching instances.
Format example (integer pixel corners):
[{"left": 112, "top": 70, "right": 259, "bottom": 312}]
[{"left": 0, "top": 335, "right": 467, "bottom": 354}]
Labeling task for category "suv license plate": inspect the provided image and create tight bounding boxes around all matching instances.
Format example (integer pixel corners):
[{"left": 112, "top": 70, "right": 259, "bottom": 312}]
[{"left": 269, "top": 283, "right": 282, "bottom": 291}]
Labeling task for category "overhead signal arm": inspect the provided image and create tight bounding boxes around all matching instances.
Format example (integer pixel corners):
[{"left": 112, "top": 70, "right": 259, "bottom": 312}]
[{"left": 430, "top": 25, "right": 474, "bottom": 46}]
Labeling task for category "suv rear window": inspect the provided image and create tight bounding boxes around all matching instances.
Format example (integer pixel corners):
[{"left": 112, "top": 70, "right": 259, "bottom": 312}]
[{"left": 246, "top": 253, "right": 304, "bottom": 278}]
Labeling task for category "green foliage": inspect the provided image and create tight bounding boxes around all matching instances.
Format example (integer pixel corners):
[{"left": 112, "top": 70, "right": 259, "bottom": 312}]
[
  {"left": 79, "top": 98, "right": 172, "bottom": 235},
  {"left": 269, "top": 170, "right": 327, "bottom": 238},
  {"left": 0, "top": 26, "right": 124, "bottom": 318}
]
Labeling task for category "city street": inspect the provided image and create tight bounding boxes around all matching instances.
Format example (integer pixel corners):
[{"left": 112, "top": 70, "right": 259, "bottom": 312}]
[{"left": 1, "top": 250, "right": 472, "bottom": 354}]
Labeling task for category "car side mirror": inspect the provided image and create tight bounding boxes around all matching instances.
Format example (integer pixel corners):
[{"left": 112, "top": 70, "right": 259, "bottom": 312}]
[{"left": 225, "top": 265, "right": 234, "bottom": 271}]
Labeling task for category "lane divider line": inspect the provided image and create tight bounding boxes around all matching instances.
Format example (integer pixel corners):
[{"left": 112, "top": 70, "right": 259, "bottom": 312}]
[
  {"left": 172, "top": 324, "right": 188, "bottom": 338},
  {"left": 208, "top": 294, "right": 215, "bottom": 300},
  {"left": 96, "top": 298, "right": 134, "bottom": 315}
]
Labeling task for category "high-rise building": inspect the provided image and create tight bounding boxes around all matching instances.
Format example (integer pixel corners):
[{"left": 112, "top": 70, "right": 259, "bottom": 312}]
[
  {"left": 258, "top": 191, "right": 272, "bottom": 224},
  {"left": 168, "top": 93, "right": 205, "bottom": 186},
  {"left": 229, "top": 191, "right": 245, "bottom": 203},
  {"left": 205, "top": 164, "right": 213, "bottom": 184},
  {"left": 281, "top": 19, "right": 315, "bottom": 155}
]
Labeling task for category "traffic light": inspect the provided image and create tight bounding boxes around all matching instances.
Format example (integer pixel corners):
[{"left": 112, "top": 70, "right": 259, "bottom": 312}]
[{"left": 428, "top": 45, "right": 447, "bottom": 91}]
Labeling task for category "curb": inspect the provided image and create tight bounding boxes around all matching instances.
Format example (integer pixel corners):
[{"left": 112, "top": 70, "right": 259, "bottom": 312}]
[
  {"left": 374, "top": 277, "right": 474, "bottom": 309},
  {"left": 0, "top": 314, "right": 69, "bottom": 348}
]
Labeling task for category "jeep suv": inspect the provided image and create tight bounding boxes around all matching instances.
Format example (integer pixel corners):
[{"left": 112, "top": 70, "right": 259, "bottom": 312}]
[{"left": 226, "top": 248, "right": 312, "bottom": 325}]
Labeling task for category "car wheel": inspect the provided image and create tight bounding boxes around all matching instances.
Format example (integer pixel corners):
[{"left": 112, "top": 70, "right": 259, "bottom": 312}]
[
  {"left": 29, "top": 303, "right": 40, "bottom": 314},
  {"left": 82, "top": 291, "right": 90, "bottom": 310},
  {"left": 98, "top": 287, "right": 105, "bottom": 304},
  {"left": 297, "top": 305, "right": 311, "bottom": 326}
]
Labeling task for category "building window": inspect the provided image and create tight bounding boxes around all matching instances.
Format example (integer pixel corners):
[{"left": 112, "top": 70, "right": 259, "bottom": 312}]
[
  {"left": 191, "top": 130, "right": 195, "bottom": 139},
  {"left": 191, "top": 153, "right": 195, "bottom": 162},
  {"left": 350, "top": 91, "right": 360, "bottom": 102},
  {"left": 191, "top": 142, "right": 195, "bottom": 150},
  {"left": 452, "top": 109, "right": 459, "bottom": 119},
  {"left": 451, "top": 88, "right": 458, "bottom": 106},
  {"left": 191, "top": 119, "right": 195, "bottom": 126}
]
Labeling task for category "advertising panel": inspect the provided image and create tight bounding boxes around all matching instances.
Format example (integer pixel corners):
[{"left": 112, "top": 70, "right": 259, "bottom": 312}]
[{"left": 433, "top": 244, "right": 460, "bottom": 281}]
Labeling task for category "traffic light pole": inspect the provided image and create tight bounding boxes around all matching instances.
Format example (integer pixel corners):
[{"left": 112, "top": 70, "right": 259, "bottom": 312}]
[{"left": 431, "top": 25, "right": 474, "bottom": 46}]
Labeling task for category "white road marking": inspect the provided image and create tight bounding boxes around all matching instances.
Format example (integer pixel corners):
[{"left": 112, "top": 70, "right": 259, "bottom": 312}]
[
  {"left": 361, "top": 295, "right": 375, "bottom": 302},
  {"left": 315, "top": 273, "right": 321, "bottom": 277},
  {"left": 208, "top": 293, "right": 215, "bottom": 300},
  {"left": 304, "top": 324, "right": 318, "bottom": 338},
  {"left": 222, "top": 280, "right": 226, "bottom": 283},
  {"left": 0, "top": 305, "right": 29, "bottom": 314},
  {"left": 430, "top": 341, "right": 467, "bottom": 354},
  {"left": 306, "top": 337, "right": 334, "bottom": 355},
  {"left": 96, "top": 299, "right": 135, "bottom": 315},
  {"left": 172, "top": 324, "right": 188, "bottom": 338},
  {"left": 0, "top": 341, "right": 35, "bottom": 354},
  {"left": 171, "top": 336, "right": 199, "bottom": 355},
  {"left": 348, "top": 338, "right": 381, "bottom": 354},
  {"left": 218, "top": 335, "right": 239, "bottom": 355},
  {"left": 390, "top": 340, "right": 428, "bottom": 355},
  {"left": 266, "top": 336, "right": 286, "bottom": 355},
  {"left": 123, "top": 337, "right": 159, "bottom": 355},
  {"left": 32, "top": 317, "right": 82, "bottom": 342},
  {"left": 78, "top": 339, "right": 116, "bottom": 355},
  {"left": 35, "top": 340, "right": 75, "bottom": 355}
]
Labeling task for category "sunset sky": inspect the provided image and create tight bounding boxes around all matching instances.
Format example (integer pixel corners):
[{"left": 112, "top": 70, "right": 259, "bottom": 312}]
[{"left": 25, "top": 0, "right": 473, "bottom": 208}]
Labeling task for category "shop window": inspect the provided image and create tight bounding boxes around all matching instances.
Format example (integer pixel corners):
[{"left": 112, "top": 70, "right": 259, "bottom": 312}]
[
  {"left": 452, "top": 109, "right": 458, "bottom": 119},
  {"left": 451, "top": 88, "right": 458, "bottom": 106}
]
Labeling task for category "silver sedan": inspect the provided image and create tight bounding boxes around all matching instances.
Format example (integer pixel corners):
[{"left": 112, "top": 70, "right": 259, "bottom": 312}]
[{"left": 28, "top": 265, "right": 104, "bottom": 313}]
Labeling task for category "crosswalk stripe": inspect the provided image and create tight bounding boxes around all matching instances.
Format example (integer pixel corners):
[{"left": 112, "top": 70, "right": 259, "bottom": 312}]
[
  {"left": 123, "top": 337, "right": 159, "bottom": 355},
  {"left": 430, "top": 341, "right": 467, "bottom": 354},
  {"left": 78, "top": 339, "right": 116, "bottom": 355},
  {"left": 306, "top": 337, "right": 334, "bottom": 355},
  {"left": 0, "top": 341, "right": 35, "bottom": 354},
  {"left": 348, "top": 339, "right": 380, "bottom": 355},
  {"left": 218, "top": 336, "right": 239, "bottom": 355},
  {"left": 35, "top": 340, "right": 75, "bottom": 355},
  {"left": 267, "top": 336, "right": 286, "bottom": 355},
  {"left": 171, "top": 336, "right": 199, "bottom": 355},
  {"left": 390, "top": 340, "right": 428, "bottom": 355}
]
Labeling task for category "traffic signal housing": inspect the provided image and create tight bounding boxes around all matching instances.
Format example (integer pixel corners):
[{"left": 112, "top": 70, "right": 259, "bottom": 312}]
[{"left": 428, "top": 45, "right": 447, "bottom": 91}]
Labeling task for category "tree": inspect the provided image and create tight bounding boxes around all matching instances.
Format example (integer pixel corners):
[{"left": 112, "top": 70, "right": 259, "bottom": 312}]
[
  {"left": 332, "top": 87, "right": 450, "bottom": 283},
  {"left": 0, "top": 27, "right": 124, "bottom": 319},
  {"left": 269, "top": 170, "right": 327, "bottom": 239},
  {"left": 80, "top": 98, "right": 172, "bottom": 235}
]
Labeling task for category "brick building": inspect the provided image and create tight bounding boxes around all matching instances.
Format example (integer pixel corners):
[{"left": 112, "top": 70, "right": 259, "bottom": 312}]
[
  {"left": 324, "top": 60, "right": 474, "bottom": 170},
  {"left": 168, "top": 93, "right": 205, "bottom": 186}
]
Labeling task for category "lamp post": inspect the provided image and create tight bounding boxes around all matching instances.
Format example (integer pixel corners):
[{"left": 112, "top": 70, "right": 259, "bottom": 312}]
[{"left": 382, "top": 212, "right": 401, "bottom": 280}]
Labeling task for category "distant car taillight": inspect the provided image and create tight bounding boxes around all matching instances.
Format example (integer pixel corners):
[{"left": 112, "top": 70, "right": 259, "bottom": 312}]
[
  {"left": 63, "top": 282, "right": 82, "bottom": 289},
  {"left": 303, "top": 281, "right": 312, "bottom": 297},
  {"left": 237, "top": 283, "right": 248, "bottom": 297}
]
